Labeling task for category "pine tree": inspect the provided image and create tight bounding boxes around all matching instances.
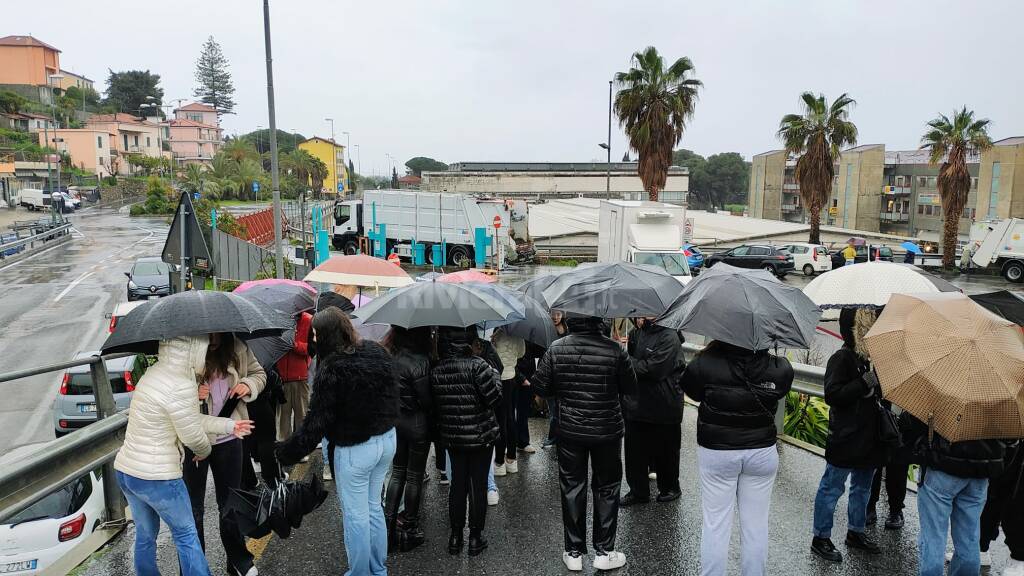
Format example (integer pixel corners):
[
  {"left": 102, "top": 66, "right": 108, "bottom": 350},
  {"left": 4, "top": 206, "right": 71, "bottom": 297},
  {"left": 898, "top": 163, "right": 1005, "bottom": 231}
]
[
  {"left": 193, "top": 36, "right": 236, "bottom": 116},
  {"left": 391, "top": 167, "right": 399, "bottom": 189}
]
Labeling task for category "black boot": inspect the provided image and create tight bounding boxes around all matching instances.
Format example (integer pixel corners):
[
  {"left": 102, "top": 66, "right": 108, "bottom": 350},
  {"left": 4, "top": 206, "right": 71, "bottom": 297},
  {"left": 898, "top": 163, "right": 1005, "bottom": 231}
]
[
  {"left": 884, "top": 510, "right": 904, "bottom": 530},
  {"left": 398, "top": 521, "right": 426, "bottom": 553},
  {"left": 468, "top": 532, "right": 488, "bottom": 557},
  {"left": 845, "top": 530, "right": 881, "bottom": 554},
  {"left": 447, "top": 531, "right": 464, "bottom": 555},
  {"left": 385, "top": 513, "right": 399, "bottom": 553},
  {"left": 811, "top": 537, "right": 842, "bottom": 562}
]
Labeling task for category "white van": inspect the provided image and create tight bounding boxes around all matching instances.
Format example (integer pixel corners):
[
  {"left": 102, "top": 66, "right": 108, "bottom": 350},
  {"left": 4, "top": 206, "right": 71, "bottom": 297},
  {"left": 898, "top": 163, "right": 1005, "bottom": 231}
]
[
  {"left": 17, "top": 189, "right": 49, "bottom": 211},
  {"left": 779, "top": 242, "right": 832, "bottom": 276}
]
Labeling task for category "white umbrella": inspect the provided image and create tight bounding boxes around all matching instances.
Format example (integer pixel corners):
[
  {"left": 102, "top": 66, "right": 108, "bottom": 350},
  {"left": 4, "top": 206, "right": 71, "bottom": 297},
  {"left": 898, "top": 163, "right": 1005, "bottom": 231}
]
[{"left": 802, "top": 261, "right": 940, "bottom": 311}]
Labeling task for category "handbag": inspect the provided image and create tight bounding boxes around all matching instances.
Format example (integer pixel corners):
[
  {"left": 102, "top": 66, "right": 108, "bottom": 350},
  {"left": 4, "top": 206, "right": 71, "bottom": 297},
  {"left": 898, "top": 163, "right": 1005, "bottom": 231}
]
[{"left": 869, "top": 366, "right": 902, "bottom": 449}]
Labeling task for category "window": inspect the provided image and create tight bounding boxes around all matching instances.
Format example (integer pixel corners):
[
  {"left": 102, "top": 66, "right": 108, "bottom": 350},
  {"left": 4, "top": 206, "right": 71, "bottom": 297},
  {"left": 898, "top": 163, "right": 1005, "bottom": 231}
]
[
  {"left": 971, "top": 177, "right": 978, "bottom": 189},
  {"left": 749, "top": 247, "right": 771, "bottom": 256},
  {"left": 918, "top": 176, "right": 928, "bottom": 187},
  {"left": 133, "top": 135, "right": 139, "bottom": 147},
  {"left": 123, "top": 134, "right": 129, "bottom": 149},
  {"left": 832, "top": 199, "right": 838, "bottom": 208},
  {"left": 988, "top": 162, "right": 1001, "bottom": 218},
  {"left": 146, "top": 137, "right": 151, "bottom": 148},
  {"left": 928, "top": 176, "right": 937, "bottom": 188},
  {"left": 917, "top": 204, "right": 924, "bottom": 215},
  {"left": 186, "top": 113, "right": 202, "bottom": 123},
  {"left": 730, "top": 246, "right": 750, "bottom": 256},
  {"left": 96, "top": 136, "right": 102, "bottom": 149}
]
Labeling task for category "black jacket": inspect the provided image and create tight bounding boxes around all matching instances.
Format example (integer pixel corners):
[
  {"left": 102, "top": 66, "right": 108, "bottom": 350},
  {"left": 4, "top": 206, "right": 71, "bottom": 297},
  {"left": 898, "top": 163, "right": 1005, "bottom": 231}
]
[
  {"left": 431, "top": 328, "right": 501, "bottom": 450},
  {"left": 903, "top": 415, "right": 1006, "bottom": 479},
  {"left": 277, "top": 341, "right": 398, "bottom": 465},
  {"left": 533, "top": 317, "right": 637, "bottom": 445},
  {"left": 624, "top": 323, "right": 685, "bottom": 424},
  {"left": 393, "top": 348, "right": 433, "bottom": 441},
  {"left": 682, "top": 342, "right": 793, "bottom": 451},
  {"left": 515, "top": 342, "right": 544, "bottom": 384},
  {"left": 823, "top": 347, "right": 887, "bottom": 469}
]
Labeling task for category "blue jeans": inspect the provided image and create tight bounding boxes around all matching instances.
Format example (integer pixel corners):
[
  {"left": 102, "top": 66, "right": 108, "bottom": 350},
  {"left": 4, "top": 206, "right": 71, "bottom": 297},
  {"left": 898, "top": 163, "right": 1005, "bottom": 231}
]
[
  {"left": 335, "top": 428, "right": 397, "bottom": 576},
  {"left": 812, "top": 463, "right": 874, "bottom": 538},
  {"left": 446, "top": 449, "right": 498, "bottom": 493},
  {"left": 917, "top": 468, "right": 988, "bottom": 576},
  {"left": 116, "top": 471, "right": 211, "bottom": 576}
]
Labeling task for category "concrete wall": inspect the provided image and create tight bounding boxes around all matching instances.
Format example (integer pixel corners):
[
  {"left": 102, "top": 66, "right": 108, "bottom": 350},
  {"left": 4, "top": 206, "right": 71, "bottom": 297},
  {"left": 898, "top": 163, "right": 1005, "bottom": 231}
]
[
  {"left": 749, "top": 151, "right": 785, "bottom": 220},
  {"left": 977, "top": 141, "right": 1024, "bottom": 220},
  {"left": 831, "top": 146, "right": 883, "bottom": 233},
  {"left": 420, "top": 171, "right": 688, "bottom": 201}
]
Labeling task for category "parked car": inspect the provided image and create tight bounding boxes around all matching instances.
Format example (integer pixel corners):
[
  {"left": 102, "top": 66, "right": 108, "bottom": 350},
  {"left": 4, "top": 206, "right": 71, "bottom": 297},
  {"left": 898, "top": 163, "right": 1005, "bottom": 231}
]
[
  {"left": 704, "top": 244, "right": 795, "bottom": 277},
  {"left": 682, "top": 243, "right": 705, "bottom": 271},
  {"left": 779, "top": 243, "right": 832, "bottom": 276},
  {"left": 856, "top": 245, "right": 894, "bottom": 263},
  {"left": 53, "top": 352, "right": 146, "bottom": 437},
  {"left": 105, "top": 301, "right": 146, "bottom": 334},
  {"left": 125, "top": 257, "right": 171, "bottom": 301},
  {"left": 61, "top": 192, "right": 80, "bottom": 210},
  {"left": 0, "top": 469, "right": 105, "bottom": 575}
]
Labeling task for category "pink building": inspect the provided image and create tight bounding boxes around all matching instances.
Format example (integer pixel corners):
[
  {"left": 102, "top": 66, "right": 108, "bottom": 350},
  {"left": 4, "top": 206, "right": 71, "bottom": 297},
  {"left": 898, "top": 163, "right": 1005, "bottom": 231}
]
[
  {"left": 164, "top": 102, "right": 223, "bottom": 166},
  {"left": 84, "top": 113, "right": 161, "bottom": 175},
  {"left": 37, "top": 128, "right": 112, "bottom": 177}
]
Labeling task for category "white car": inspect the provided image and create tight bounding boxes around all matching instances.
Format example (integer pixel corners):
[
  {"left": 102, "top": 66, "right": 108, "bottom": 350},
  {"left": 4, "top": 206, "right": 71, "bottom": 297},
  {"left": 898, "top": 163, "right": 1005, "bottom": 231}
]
[
  {"left": 0, "top": 470, "right": 105, "bottom": 574},
  {"left": 779, "top": 243, "right": 832, "bottom": 276}
]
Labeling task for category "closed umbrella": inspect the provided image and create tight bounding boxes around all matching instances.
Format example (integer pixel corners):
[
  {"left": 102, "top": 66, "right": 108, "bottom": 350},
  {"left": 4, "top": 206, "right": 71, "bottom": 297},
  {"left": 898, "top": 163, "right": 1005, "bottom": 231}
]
[
  {"left": 656, "top": 263, "right": 820, "bottom": 350},
  {"left": 101, "top": 290, "right": 291, "bottom": 354},
  {"left": 304, "top": 254, "right": 413, "bottom": 288},
  {"left": 516, "top": 274, "right": 559, "bottom": 308},
  {"left": 864, "top": 292, "right": 1024, "bottom": 442},
  {"left": 803, "top": 261, "right": 939, "bottom": 310},
  {"left": 542, "top": 262, "right": 684, "bottom": 318},
  {"left": 351, "top": 281, "right": 523, "bottom": 328}
]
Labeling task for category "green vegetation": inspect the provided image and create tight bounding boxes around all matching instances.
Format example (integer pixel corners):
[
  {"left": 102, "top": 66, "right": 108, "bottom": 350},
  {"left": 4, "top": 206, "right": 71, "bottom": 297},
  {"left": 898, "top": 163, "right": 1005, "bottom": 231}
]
[
  {"left": 0, "top": 90, "right": 27, "bottom": 114},
  {"left": 193, "top": 36, "right": 235, "bottom": 116},
  {"left": 103, "top": 69, "right": 163, "bottom": 115},
  {"left": 920, "top": 108, "right": 992, "bottom": 268},
  {"left": 777, "top": 92, "right": 858, "bottom": 245},
  {"left": 237, "top": 129, "right": 304, "bottom": 155},
  {"left": 544, "top": 258, "right": 579, "bottom": 267},
  {"left": 673, "top": 149, "right": 750, "bottom": 210},
  {"left": 614, "top": 46, "right": 701, "bottom": 202},
  {"left": 404, "top": 156, "right": 448, "bottom": 176},
  {"left": 783, "top": 392, "right": 829, "bottom": 448},
  {"left": 724, "top": 204, "right": 747, "bottom": 214},
  {"left": 130, "top": 177, "right": 175, "bottom": 216}
]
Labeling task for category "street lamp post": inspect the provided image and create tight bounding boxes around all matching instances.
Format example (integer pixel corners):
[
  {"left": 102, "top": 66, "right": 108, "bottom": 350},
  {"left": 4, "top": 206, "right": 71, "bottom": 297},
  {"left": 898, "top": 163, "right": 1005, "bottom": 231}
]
[
  {"left": 263, "top": 0, "right": 285, "bottom": 279},
  {"left": 605, "top": 80, "right": 612, "bottom": 198},
  {"left": 46, "top": 73, "right": 64, "bottom": 225},
  {"left": 325, "top": 118, "right": 336, "bottom": 195},
  {"left": 342, "top": 131, "right": 350, "bottom": 194},
  {"left": 355, "top": 144, "right": 361, "bottom": 176}
]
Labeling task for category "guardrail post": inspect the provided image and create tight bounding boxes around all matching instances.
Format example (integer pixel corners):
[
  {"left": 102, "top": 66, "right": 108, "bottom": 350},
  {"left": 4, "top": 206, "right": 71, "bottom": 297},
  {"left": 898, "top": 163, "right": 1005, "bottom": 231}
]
[{"left": 89, "top": 356, "right": 126, "bottom": 522}]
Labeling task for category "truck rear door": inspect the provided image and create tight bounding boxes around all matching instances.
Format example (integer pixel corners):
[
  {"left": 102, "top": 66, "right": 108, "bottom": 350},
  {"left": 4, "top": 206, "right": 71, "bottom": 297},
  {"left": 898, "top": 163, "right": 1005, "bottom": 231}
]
[{"left": 972, "top": 219, "right": 1013, "bottom": 266}]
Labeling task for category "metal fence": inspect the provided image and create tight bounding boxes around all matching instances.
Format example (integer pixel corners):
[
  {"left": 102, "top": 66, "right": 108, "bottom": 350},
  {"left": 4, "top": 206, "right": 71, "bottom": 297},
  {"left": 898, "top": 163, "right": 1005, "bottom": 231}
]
[
  {"left": 211, "top": 228, "right": 312, "bottom": 283},
  {"left": 0, "top": 223, "right": 71, "bottom": 263}
]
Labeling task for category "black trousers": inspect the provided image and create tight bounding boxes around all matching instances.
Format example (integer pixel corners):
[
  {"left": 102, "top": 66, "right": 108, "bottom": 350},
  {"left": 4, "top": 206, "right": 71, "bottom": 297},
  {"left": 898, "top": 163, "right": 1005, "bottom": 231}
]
[
  {"left": 867, "top": 456, "right": 911, "bottom": 514},
  {"left": 558, "top": 439, "right": 622, "bottom": 555},
  {"left": 183, "top": 439, "right": 253, "bottom": 572},
  {"left": 241, "top": 395, "right": 282, "bottom": 489},
  {"left": 384, "top": 432, "right": 430, "bottom": 527},
  {"left": 980, "top": 456, "right": 1024, "bottom": 560},
  {"left": 516, "top": 383, "right": 532, "bottom": 448},
  {"left": 624, "top": 420, "right": 681, "bottom": 498},
  {"left": 494, "top": 379, "right": 519, "bottom": 463},
  {"left": 448, "top": 446, "right": 491, "bottom": 536}
]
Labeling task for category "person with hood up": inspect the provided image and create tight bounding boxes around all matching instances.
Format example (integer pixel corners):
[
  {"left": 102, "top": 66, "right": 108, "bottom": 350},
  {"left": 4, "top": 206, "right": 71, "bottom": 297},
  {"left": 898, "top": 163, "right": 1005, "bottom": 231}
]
[
  {"left": 533, "top": 316, "right": 636, "bottom": 572},
  {"left": 277, "top": 308, "right": 399, "bottom": 576},
  {"left": 681, "top": 339, "right": 793, "bottom": 576},
  {"left": 431, "top": 326, "right": 502, "bottom": 557},
  {"left": 114, "top": 335, "right": 254, "bottom": 576},
  {"left": 811, "top": 308, "right": 889, "bottom": 563},
  {"left": 622, "top": 317, "right": 686, "bottom": 506}
]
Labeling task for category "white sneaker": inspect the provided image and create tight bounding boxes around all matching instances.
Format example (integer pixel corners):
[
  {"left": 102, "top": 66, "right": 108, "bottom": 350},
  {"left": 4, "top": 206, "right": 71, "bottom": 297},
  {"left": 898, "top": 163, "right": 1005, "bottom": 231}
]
[
  {"left": 593, "top": 551, "right": 626, "bottom": 571},
  {"left": 562, "top": 551, "right": 583, "bottom": 571},
  {"left": 946, "top": 552, "right": 953, "bottom": 563},
  {"left": 505, "top": 459, "right": 518, "bottom": 474},
  {"left": 1003, "top": 558, "right": 1024, "bottom": 576},
  {"left": 301, "top": 455, "right": 310, "bottom": 463},
  {"left": 439, "top": 473, "right": 450, "bottom": 486},
  {"left": 648, "top": 472, "right": 657, "bottom": 481},
  {"left": 520, "top": 445, "right": 537, "bottom": 454},
  {"left": 322, "top": 467, "right": 331, "bottom": 481},
  {"left": 981, "top": 551, "right": 992, "bottom": 567},
  {"left": 487, "top": 490, "right": 499, "bottom": 506},
  {"left": 494, "top": 463, "right": 507, "bottom": 477}
]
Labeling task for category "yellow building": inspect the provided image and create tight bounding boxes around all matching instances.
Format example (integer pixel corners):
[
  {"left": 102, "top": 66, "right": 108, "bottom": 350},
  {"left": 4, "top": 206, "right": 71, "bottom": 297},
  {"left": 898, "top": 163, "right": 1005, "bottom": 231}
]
[{"left": 298, "top": 136, "right": 348, "bottom": 195}]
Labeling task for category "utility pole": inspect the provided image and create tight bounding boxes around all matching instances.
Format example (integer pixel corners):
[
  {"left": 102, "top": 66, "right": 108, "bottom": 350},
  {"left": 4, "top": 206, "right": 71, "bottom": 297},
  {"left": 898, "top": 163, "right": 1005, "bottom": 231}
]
[
  {"left": 606, "top": 80, "right": 612, "bottom": 199},
  {"left": 343, "top": 131, "right": 350, "bottom": 194},
  {"left": 325, "top": 118, "right": 336, "bottom": 195},
  {"left": 264, "top": 0, "right": 284, "bottom": 278}
]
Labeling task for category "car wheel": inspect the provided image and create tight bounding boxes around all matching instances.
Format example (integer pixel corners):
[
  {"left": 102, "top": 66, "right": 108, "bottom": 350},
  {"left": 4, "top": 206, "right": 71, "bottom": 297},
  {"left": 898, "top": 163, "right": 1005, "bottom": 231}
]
[
  {"left": 803, "top": 264, "right": 815, "bottom": 276},
  {"left": 762, "top": 264, "right": 777, "bottom": 276},
  {"left": 1003, "top": 260, "right": 1024, "bottom": 283}
]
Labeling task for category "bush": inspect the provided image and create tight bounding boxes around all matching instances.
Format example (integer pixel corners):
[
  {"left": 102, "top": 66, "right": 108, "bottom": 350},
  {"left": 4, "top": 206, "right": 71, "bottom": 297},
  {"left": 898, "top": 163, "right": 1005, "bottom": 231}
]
[
  {"left": 130, "top": 176, "right": 175, "bottom": 216},
  {"left": 783, "top": 392, "right": 829, "bottom": 448}
]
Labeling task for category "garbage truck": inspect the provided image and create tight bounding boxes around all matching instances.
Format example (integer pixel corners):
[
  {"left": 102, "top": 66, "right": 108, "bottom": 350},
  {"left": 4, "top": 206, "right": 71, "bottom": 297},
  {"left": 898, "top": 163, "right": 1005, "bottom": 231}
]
[
  {"left": 597, "top": 200, "right": 693, "bottom": 284},
  {"left": 332, "top": 190, "right": 528, "bottom": 267},
  {"left": 970, "top": 218, "right": 1024, "bottom": 282}
]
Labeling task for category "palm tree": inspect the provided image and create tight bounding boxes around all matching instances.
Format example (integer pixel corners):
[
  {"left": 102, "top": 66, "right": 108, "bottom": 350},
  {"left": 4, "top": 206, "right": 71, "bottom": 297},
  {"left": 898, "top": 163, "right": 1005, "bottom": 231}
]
[
  {"left": 221, "top": 139, "right": 259, "bottom": 163},
  {"left": 182, "top": 163, "right": 221, "bottom": 199},
  {"left": 614, "top": 46, "right": 701, "bottom": 201},
  {"left": 920, "top": 107, "right": 992, "bottom": 268},
  {"left": 777, "top": 93, "right": 858, "bottom": 245},
  {"left": 308, "top": 156, "right": 328, "bottom": 194},
  {"left": 281, "top": 149, "right": 316, "bottom": 191}
]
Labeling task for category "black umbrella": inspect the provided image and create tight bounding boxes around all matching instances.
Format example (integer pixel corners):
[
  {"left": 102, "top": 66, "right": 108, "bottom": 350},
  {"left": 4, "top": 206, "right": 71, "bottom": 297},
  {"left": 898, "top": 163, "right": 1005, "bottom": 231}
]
[
  {"left": 101, "top": 290, "right": 291, "bottom": 354},
  {"left": 351, "top": 281, "right": 523, "bottom": 328},
  {"left": 516, "top": 274, "right": 559, "bottom": 308},
  {"left": 473, "top": 284, "right": 558, "bottom": 347},
  {"left": 970, "top": 290, "right": 1024, "bottom": 326},
  {"left": 541, "top": 262, "right": 684, "bottom": 318},
  {"left": 234, "top": 282, "right": 317, "bottom": 369},
  {"left": 223, "top": 465, "right": 328, "bottom": 539},
  {"left": 656, "top": 263, "right": 821, "bottom": 350}
]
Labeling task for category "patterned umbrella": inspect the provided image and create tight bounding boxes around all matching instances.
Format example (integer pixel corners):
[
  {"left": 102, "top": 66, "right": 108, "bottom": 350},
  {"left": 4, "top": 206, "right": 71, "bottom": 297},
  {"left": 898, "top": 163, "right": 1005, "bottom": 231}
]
[
  {"left": 802, "top": 261, "right": 939, "bottom": 309},
  {"left": 304, "top": 255, "right": 413, "bottom": 288}
]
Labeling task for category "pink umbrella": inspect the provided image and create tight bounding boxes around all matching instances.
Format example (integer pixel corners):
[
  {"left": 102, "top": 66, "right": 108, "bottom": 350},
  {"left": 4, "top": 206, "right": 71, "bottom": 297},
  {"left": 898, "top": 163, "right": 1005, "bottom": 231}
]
[
  {"left": 437, "top": 270, "right": 497, "bottom": 284},
  {"left": 352, "top": 294, "right": 374, "bottom": 308},
  {"left": 305, "top": 255, "right": 413, "bottom": 288},
  {"left": 234, "top": 278, "right": 317, "bottom": 294}
]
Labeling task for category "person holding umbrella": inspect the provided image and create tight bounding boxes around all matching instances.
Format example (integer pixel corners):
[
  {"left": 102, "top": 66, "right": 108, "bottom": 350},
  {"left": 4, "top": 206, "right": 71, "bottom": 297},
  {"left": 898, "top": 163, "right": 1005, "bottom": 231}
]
[{"left": 542, "top": 310, "right": 569, "bottom": 450}]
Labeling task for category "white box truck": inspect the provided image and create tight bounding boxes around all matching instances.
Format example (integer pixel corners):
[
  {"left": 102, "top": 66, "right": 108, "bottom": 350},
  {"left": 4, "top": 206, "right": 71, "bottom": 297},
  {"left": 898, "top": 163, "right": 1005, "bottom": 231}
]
[
  {"left": 970, "top": 218, "right": 1024, "bottom": 282},
  {"left": 332, "top": 190, "right": 524, "bottom": 267},
  {"left": 17, "top": 189, "right": 49, "bottom": 211},
  {"left": 598, "top": 200, "right": 692, "bottom": 284}
]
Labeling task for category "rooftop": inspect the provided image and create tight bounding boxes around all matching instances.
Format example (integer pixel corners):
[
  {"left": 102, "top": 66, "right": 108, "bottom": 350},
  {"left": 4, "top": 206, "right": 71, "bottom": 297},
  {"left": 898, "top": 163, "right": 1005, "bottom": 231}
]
[
  {"left": 86, "top": 113, "right": 155, "bottom": 126},
  {"left": 994, "top": 136, "right": 1024, "bottom": 146},
  {"left": 176, "top": 102, "right": 217, "bottom": 112},
  {"left": 447, "top": 161, "right": 688, "bottom": 174},
  {"left": 299, "top": 136, "right": 342, "bottom": 148},
  {"left": 59, "top": 69, "right": 93, "bottom": 82},
  {"left": 0, "top": 35, "right": 60, "bottom": 52},
  {"left": 165, "top": 118, "right": 220, "bottom": 129}
]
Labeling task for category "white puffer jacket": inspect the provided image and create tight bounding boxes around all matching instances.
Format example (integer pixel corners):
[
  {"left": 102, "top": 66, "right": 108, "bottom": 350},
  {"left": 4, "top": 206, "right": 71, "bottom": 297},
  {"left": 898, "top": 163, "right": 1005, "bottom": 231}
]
[{"left": 114, "top": 336, "right": 235, "bottom": 481}]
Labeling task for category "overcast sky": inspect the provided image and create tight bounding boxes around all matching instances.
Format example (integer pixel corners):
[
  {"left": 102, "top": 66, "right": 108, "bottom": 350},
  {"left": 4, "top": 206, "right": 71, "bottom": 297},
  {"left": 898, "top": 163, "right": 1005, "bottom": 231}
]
[{"left": 10, "top": 0, "right": 1023, "bottom": 175}]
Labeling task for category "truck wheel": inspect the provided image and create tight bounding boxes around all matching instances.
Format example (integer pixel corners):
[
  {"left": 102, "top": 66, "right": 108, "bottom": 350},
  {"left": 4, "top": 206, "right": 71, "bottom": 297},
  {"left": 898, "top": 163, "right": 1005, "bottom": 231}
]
[
  {"left": 448, "top": 245, "right": 473, "bottom": 268},
  {"left": 343, "top": 241, "right": 358, "bottom": 255},
  {"left": 423, "top": 243, "right": 436, "bottom": 265},
  {"left": 1003, "top": 260, "right": 1024, "bottom": 283},
  {"left": 803, "top": 264, "right": 815, "bottom": 276}
]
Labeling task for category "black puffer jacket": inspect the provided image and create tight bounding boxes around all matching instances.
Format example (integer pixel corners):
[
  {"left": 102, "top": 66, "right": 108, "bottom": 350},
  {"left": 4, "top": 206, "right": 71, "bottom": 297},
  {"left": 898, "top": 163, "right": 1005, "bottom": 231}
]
[
  {"left": 393, "top": 348, "right": 433, "bottom": 441},
  {"left": 624, "top": 322, "right": 685, "bottom": 424},
  {"left": 904, "top": 415, "right": 1006, "bottom": 479},
  {"left": 431, "top": 327, "right": 501, "bottom": 450},
  {"left": 533, "top": 317, "right": 636, "bottom": 445},
  {"left": 682, "top": 342, "right": 793, "bottom": 450},
  {"left": 277, "top": 341, "right": 398, "bottom": 465},
  {"left": 823, "top": 346, "right": 887, "bottom": 468}
]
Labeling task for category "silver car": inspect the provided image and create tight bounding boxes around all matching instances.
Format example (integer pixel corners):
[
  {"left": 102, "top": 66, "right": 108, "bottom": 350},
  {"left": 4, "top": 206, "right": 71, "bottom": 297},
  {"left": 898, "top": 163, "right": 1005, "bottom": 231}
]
[{"left": 52, "top": 352, "right": 148, "bottom": 437}]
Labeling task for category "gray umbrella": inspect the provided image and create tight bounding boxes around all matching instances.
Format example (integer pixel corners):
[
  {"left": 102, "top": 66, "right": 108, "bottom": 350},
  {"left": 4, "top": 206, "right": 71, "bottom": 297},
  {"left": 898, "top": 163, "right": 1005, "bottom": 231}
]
[
  {"left": 656, "top": 263, "right": 821, "bottom": 350},
  {"left": 234, "top": 282, "right": 317, "bottom": 369},
  {"left": 351, "top": 281, "right": 524, "bottom": 328},
  {"left": 541, "top": 262, "right": 685, "bottom": 318},
  {"left": 499, "top": 291, "right": 560, "bottom": 347},
  {"left": 102, "top": 290, "right": 292, "bottom": 354},
  {"left": 516, "top": 274, "right": 559, "bottom": 308}
]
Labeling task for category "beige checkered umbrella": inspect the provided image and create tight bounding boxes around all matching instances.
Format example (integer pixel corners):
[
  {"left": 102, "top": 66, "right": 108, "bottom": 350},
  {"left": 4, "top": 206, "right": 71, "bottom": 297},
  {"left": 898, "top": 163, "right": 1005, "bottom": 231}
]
[{"left": 863, "top": 292, "right": 1024, "bottom": 442}]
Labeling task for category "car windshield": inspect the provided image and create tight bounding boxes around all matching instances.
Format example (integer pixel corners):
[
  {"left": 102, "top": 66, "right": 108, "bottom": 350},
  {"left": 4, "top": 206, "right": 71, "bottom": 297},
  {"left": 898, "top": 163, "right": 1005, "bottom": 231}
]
[
  {"left": 132, "top": 262, "right": 168, "bottom": 276},
  {"left": 634, "top": 252, "right": 691, "bottom": 276},
  {"left": 335, "top": 204, "right": 351, "bottom": 223},
  {"left": 7, "top": 475, "right": 91, "bottom": 524}
]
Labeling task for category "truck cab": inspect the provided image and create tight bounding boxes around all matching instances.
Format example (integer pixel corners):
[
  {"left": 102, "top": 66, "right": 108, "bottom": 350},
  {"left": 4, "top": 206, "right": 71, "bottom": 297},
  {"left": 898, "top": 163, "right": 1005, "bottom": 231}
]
[
  {"left": 598, "top": 200, "right": 693, "bottom": 284},
  {"left": 333, "top": 200, "right": 363, "bottom": 254}
]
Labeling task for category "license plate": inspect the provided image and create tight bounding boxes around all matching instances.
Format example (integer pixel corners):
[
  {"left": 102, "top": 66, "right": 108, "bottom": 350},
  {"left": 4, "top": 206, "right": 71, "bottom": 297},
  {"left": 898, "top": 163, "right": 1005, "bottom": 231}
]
[
  {"left": 0, "top": 560, "right": 37, "bottom": 573},
  {"left": 79, "top": 404, "right": 96, "bottom": 413}
]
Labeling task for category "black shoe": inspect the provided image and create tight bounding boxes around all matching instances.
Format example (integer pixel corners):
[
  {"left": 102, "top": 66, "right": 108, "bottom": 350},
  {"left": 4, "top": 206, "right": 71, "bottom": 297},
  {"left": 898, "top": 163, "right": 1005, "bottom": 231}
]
[
  {"left": 656, "top": 490, "right": 681, "bottom": 503},
  {"left": 448, "top": 532, "right": 464, "bottom": 555},
  {"left": 398, "top": 526, "right": 426, "bottom": 552},
  {"left": 468, "top": 534, "right": 488, "bottom": 556},
  {"left": 884, "top": 511, "right": 904, "bottom": 530},
  {"left": 866, "top": 508, "right": 877, "bottom": 526},
  {"left": 845, "top": 530, "right": 881, "bottom": 554},
  {"left": 620, "top": 492, "right": 650, "bottom": 507},
  {"left": 811, "top": 537, "right": 843, "bottom": 562}
]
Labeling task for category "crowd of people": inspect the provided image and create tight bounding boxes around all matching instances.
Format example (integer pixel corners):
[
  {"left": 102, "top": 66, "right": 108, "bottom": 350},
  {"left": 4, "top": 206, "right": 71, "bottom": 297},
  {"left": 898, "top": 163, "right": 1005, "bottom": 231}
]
[{"left": 110, "top": 285, "right": 1023, "bottom": 576}]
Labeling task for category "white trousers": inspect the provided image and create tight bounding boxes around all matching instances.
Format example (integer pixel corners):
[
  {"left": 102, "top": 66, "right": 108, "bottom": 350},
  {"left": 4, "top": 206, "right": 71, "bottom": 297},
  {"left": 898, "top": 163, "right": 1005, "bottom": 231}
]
[{"left": 697, "top": 445, "right": 779, "bottom": 576}]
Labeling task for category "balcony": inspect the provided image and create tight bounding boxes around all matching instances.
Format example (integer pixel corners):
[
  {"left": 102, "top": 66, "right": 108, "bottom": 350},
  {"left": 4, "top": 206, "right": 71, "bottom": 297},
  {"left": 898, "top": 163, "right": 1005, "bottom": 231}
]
[
  {"left": 882, "top": 185, "right": 911, "bottom": 195},
  {"left": 781, "top": 203, "right": 802, "bottom": 212},
  {"left": 783, "top": 182, "right": 800, "bottom": 191},
  {"left": 879, "top": 212, "right": 909, "bottom": 222}
]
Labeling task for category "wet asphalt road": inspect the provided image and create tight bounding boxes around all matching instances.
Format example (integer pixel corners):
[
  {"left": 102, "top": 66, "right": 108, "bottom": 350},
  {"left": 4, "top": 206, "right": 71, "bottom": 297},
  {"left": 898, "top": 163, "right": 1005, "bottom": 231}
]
[
  {"left": 79, "top": 413, "right": 1012, "bottom": 576},
  {"left": 0, "top": 206, "right": 168, "bottom": 461}
]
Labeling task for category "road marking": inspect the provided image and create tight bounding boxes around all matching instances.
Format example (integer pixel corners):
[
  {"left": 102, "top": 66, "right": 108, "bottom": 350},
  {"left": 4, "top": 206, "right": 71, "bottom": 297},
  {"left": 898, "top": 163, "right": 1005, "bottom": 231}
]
[
  {"left": 54, "top": 271, "right": 93, "bottom": 302},
  {"left": 70, "top": 226, "right": 86, "bottom": 239}
]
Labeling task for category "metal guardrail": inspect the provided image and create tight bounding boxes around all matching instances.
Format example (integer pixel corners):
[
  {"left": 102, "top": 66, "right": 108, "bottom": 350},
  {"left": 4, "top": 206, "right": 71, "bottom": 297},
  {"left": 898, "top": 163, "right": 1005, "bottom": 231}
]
[
  {"left": 0, "top": 223, "right": 71, "bottom": 263},
  {"left": 0, "top": 352, "right": 134, "bottom": 524}
]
